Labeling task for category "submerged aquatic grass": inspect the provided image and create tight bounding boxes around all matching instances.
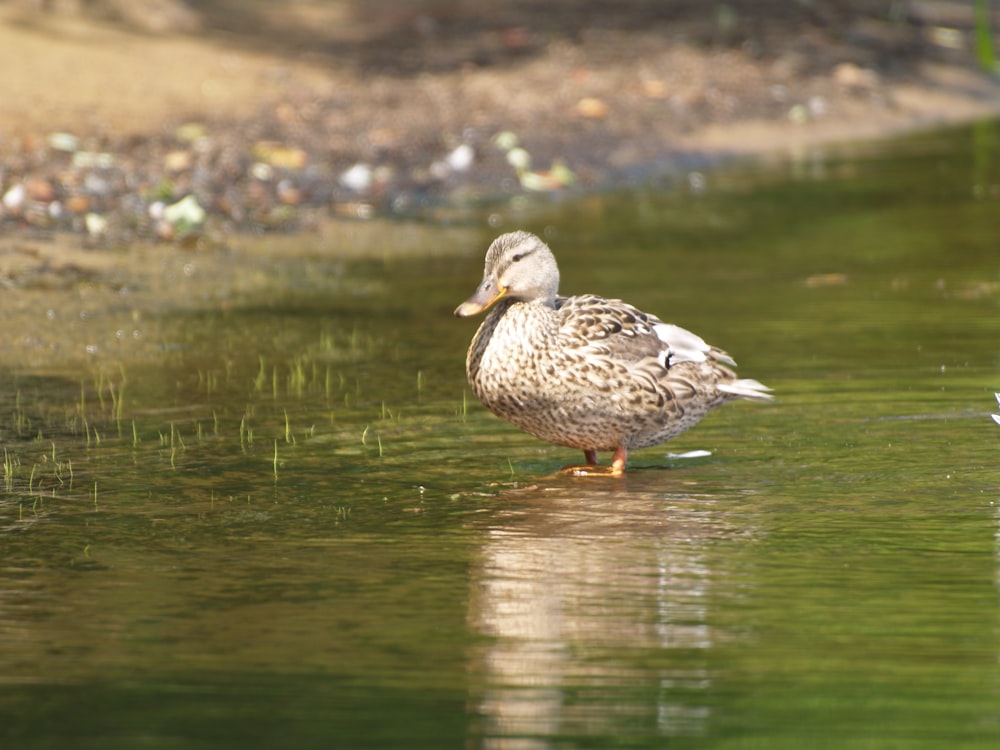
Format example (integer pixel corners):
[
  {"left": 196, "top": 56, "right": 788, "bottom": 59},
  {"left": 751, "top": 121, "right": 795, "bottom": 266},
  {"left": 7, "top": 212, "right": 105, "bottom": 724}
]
[{"left": 0, "top": 323, "right": 492, "bottom": 523}]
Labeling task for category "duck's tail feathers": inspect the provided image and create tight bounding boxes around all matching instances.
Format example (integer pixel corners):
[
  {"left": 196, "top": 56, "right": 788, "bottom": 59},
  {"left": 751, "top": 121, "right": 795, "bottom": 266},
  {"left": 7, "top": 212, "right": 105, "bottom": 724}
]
[{"left": 718, "top": 378, "right": 774, "bottom": 402}]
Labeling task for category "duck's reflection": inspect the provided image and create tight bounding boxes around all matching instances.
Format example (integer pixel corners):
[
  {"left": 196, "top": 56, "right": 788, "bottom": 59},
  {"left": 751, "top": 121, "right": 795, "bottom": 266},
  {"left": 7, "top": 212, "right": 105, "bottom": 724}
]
[{"left": 468, "top": 474, "right": 751, "bottom": 747}]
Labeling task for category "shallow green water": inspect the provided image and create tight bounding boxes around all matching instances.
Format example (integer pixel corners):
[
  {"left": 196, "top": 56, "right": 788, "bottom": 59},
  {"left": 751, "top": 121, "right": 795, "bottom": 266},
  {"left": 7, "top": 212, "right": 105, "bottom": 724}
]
[{"left": 2, "top": 121, "right": 1000, "bottom": 748}]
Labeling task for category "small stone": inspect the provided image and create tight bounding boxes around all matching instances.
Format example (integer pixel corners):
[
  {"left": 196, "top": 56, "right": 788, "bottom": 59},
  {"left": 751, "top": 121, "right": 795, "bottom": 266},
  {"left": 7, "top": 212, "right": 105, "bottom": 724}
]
[
  {"left": 273, "top": 147, "right": 308, "bottom": 169},
  {"left": 250, "top": 161, "right": 274, "bottom": 182},
  {"left": 148, "top": 201, "right": 166, "bottom": 220},
  {"left": 340, "top": 163, "right": 373, "bottom": 192},
  {"left": 252, "top": 141, "right": 308, "bottom": 169},
  {"left": 155, "top": 220, "right": 175, "bottom": 240},
  {"left": 832, "top": 62, "right": 880, "bottom": 89},
  {"left": 26, "top": 176, "right": 55, "bottom": 202},
  {"left": 250, "top": 162, "right": 274, "bottom": 181},
  {"left": 788, "top": 104, "right": 809, "bottom": 124},
  {"left": 65, "top": 195, "right": 91, "bottom": 214},
  {"left": 24, "top": 203, "right": 52, "bottom": 227},
  {"left": 641, "top": 79, "right": 668, "bottom": 99},
  {"left": 519, "top": 170, "right": 558, "bottom": 191},
  {"left": 85, "top": 212, "right": 108, "bottom": 236},
  {"left": 2, "top": 183, "right": 26, "bottom": 212},
  {"left": 333, "top": 202, "right": 375, "bottom": 219},
  {"left": 163, "top": 150, "right": 193, "bottom": 172},
  {"left": 84, "top": 173, "right": 113, "bottom": 197},
  {"left": 445, "top": 143, "right": 474, "bottom": 172},
  {"left": 276, "top": 180, "right": 302, "bottom": 205},
  {"left": 20, "top": 133, "right": 45, "bottom": 152},
  {"left": 576, "top": 97, "right": 608, "bottom": 119},
  {"left": 274, "top": 102, "right": 298, "bottom": 124},
  {"left": 163, "top": 194, "right": 206, "bottom": 230},
  {"left": 73, "top": 151, "right": 115, "bottom": 169},
  {"left": 493, "top": 131, "right": 519, "bottom": 152},
  {"left": 548, "top": 160, "right": 576, "bottom": 187},
  {"left": 47, "top": 132, "right": 80, "bottom": 152},
  {"left": 372, "top": 165, "right": 395, "bottom": 184},
  {"left": 505, "top": 147, "right": 532, "bottom": 171},
  {"left": 519, "top": 162, "right": 576, "bottom": 191},
  {"left": 429, "top": 160, "right": 450, "bottom": 180},
  {"left": 176, "top": 122, "right": 208, "bottom": 143},
  {"left": 501, "top": 26, "right": 530, "bottom": 50}
]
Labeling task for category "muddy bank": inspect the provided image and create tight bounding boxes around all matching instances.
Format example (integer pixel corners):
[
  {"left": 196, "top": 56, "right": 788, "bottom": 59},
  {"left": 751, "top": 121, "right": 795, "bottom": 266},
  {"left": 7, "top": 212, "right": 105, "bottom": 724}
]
[{"left": 1, "top": 1, "right": 999, "bottom": 255}]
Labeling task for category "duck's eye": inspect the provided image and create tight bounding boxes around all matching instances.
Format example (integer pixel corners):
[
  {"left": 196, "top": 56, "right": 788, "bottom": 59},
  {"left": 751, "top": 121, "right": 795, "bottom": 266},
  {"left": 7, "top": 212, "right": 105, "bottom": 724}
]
[{"left": 511, "top": 253, "right": 524, "bottom": 262}]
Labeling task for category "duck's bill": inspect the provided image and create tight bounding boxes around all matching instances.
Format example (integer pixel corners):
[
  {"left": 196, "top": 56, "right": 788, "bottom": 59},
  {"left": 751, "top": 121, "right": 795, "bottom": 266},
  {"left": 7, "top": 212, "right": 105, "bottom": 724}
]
[{"left": 454, "top": 280, "right": 507, "bottom": 317}]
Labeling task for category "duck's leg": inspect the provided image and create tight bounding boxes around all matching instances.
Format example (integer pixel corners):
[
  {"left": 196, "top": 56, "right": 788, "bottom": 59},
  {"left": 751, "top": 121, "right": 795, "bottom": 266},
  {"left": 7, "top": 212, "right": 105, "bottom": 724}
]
[
  {"left": 559, "top": 447, "right": 626, "bottom": 477},
  {"left": 610, "top": 446, "right": 628, "bottom": 474}
]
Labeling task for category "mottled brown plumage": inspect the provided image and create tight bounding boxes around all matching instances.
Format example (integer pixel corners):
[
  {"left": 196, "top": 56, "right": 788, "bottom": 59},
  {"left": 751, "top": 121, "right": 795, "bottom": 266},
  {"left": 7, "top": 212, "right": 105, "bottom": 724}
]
[{"left": 455, "top": 231, "right": 772, "bottom": 474}]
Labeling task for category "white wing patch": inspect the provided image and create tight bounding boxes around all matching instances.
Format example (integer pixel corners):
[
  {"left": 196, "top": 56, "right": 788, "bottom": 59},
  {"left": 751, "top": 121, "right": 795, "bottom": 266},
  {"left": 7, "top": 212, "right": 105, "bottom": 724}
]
[{"left": 654, "top": 323, "right": 710, "bottom": 364}]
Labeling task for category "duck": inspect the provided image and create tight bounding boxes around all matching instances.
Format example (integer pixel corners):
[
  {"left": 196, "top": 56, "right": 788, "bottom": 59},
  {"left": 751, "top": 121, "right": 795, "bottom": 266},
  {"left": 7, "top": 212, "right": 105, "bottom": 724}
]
[{"left": 454, "top": 230, "right": 772, "bottom": 475}]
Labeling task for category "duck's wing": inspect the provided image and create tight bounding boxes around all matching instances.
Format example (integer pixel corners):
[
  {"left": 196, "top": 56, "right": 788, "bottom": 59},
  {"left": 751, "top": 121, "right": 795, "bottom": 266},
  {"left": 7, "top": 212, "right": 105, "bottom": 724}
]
[
  {"left": 553, "top": 294, "right": 772, "bottom": 401},
  {"left": 553, "top": 294, "right": 729, "bottom": 366}
]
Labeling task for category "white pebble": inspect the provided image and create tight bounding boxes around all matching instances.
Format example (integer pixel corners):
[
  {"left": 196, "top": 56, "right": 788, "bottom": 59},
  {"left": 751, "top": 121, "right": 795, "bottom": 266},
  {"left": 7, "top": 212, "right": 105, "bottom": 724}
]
[
  {"left": 505, "top": 147, "right": 531, "bottom": 171},
  {"left": 85, "top": 212, "right": 108, "bottom": 236},
  {"left": 47, "top": 132, "right": 80, "bottom": 152},
  {"left": 445, "top": 143, "right": 474, "bottom": 172},
  {"left": 340, "top": 163, "right": 373, "bottom": 192},
  {"left": 493, "top": 131, "right": 519, "bottom": 152},
  {"left": 73, "top": 151, "right": 115, "bottom": 169},
  {"left": 250, "top": 162, "right": 273, "bottom": 181},
  {"left": 3, "top": 183, "right": 26, "bottom": 210},
  {"left": 148, "top": 201, "right": 165, "bottom": 220},
  {"left": 163, "top": 194, "right": 206, "bottom": 227}
]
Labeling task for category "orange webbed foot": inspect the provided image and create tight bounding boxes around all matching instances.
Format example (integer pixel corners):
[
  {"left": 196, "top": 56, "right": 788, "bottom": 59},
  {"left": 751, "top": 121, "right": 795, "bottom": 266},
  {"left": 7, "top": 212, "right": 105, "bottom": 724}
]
[
  {"left": 559, "top": 447, "right": 627, "bottom": 477},
  {"left": 559, "top": 464, "right": 625, "bottom": 477}
]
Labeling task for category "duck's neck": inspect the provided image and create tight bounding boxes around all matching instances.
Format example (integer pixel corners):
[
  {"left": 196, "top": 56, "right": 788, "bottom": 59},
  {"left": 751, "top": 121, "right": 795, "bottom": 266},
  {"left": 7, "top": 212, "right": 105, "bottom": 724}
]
[
  {"left": 469, "top": 298, "right": 555, "bottom": 368},
  {"left": 467, "top": 298, "right": 551, "bottom": 388},
  {"left": 492, "top": 297, "right": 555, "bottom": 325}
]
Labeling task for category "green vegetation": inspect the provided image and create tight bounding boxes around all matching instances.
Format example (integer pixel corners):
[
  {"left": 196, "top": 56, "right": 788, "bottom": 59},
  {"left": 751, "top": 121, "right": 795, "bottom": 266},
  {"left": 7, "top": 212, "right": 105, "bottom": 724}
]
[
  {"left": 0, "top": 323, "right": 484, "bottom": 524},
  {"left": 974, "top": 0, "right": 998, "bottom": 73}
]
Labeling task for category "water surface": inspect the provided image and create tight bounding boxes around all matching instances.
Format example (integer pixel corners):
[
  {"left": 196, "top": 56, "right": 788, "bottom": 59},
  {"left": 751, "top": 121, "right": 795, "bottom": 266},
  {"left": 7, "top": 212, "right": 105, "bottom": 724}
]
[{"left": 2, "top": 121, "right": 1000, "bottom": 748}]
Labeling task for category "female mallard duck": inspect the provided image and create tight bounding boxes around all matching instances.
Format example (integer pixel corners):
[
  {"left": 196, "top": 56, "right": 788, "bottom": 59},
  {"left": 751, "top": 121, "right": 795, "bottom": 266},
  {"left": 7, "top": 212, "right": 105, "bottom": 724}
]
[{"left": 455, "top": 231, "right": 772, "bottom": 475}]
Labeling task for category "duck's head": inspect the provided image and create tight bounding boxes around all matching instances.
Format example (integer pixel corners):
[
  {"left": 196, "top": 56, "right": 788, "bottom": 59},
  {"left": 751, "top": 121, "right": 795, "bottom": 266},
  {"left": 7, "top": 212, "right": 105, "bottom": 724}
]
[{"left": 454, "top": 231, "right": 560, "bottom": 317}]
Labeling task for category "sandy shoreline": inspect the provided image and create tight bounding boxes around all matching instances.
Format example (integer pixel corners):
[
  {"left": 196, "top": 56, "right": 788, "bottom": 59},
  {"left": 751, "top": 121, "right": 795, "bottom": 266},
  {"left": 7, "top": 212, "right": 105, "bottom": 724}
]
[
  {"left": 0, "top": 2, "right": 998, "bottom": 369},
  {"left": 1, "top": 3, "right": 999, "bottom": 255}
]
